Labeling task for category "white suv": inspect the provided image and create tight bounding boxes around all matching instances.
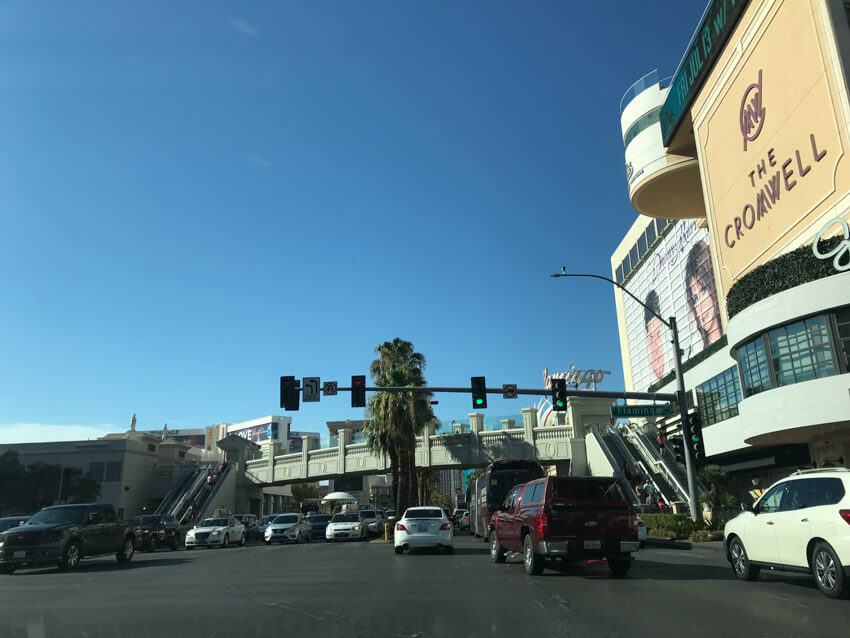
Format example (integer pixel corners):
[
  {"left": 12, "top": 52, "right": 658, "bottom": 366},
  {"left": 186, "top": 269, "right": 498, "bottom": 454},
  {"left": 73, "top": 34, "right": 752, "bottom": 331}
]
[{"left": 724, "top": 468, "right": 850, "bottom": 598}]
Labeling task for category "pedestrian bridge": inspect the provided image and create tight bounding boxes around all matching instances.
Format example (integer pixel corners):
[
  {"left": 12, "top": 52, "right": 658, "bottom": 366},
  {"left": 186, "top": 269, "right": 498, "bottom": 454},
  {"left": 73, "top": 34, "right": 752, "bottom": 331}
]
[{"left": 239, "top": 398, "right": 616, "bottom": 486}]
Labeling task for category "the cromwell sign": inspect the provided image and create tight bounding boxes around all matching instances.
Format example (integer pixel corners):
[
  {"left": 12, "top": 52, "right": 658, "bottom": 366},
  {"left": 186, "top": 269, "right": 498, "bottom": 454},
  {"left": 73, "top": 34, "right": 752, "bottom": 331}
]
[{"left": 692, "top": 0, "right": 850, "bottom": 299}]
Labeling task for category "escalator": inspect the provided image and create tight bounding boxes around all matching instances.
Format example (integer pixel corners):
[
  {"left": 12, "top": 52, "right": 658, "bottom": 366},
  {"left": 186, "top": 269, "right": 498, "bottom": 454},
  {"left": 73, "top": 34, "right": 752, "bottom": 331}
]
[
  {"left": 587, "top": 432, "right": 640, "bottom": 506},
  {"left": 181, "top": 463, "right": 234, "bottom": 524},
  {"left": 157, "top": 463, "right": 217, "bottom": 522}
]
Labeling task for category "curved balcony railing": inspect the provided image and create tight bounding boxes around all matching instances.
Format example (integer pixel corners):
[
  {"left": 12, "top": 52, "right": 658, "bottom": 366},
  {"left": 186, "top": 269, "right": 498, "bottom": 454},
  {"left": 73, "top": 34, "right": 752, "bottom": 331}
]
[{"left": 619, "top": 69, "right": 672, "bottom": 115}]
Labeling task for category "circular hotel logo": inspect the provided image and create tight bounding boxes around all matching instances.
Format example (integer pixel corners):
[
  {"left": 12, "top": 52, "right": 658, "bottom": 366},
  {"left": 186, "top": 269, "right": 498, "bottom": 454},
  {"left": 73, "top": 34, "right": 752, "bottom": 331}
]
[{"left": 740, "top": 70, "right": 765, "bottom": 151}]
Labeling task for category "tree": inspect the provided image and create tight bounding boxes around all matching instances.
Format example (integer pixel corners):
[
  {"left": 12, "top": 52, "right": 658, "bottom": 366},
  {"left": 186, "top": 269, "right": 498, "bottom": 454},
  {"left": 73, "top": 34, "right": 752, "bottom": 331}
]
[
  {"left": 290, "top": 482, "right": 318, "bottom": 507},
  {"left": 465, "top": 467, "right": 485, "bottom": 491},
  {"left": 0, "top": 452, "right": 101, "bottom": 515},
  {"left": 365, "top": 338, "right": 434, "bottom": 516}
]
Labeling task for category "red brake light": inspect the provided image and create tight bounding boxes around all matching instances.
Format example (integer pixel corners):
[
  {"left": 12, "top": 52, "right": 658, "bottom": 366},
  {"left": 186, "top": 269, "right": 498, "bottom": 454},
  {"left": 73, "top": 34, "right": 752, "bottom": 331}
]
[
  {"left": 439, "top": 522, "right": 451, "bottom": 530},
  {"left": 535, "top": 511, "right": 548, "bottom": 536},
  {"left": 396, "top": 523, "right": 407, "bottom": 532},
  {"left": 638, "top": 520, "right": 645, "bottom": 528},
  {"left": 840, "top": 510, "right": 850, "bottom": 525}
]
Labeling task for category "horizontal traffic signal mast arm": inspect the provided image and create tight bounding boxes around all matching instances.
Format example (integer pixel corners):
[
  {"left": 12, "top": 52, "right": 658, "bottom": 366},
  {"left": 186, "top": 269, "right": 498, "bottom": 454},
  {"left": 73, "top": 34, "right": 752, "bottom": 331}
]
[{"left": 323, "top": 385, "right": 677, "bottom": 402}]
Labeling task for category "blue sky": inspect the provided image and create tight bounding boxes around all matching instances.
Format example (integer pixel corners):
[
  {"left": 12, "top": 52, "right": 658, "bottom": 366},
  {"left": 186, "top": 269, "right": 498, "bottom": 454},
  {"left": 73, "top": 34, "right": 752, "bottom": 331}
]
[{"left": 0, "top": 1, "right": 705, "bottom": 443}]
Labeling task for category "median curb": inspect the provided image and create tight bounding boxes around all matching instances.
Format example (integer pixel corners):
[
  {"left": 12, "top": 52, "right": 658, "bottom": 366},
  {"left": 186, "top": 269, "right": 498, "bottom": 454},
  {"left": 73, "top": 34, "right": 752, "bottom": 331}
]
[{"left": 643, "top": 538, "right": 693, "bottom": 550}]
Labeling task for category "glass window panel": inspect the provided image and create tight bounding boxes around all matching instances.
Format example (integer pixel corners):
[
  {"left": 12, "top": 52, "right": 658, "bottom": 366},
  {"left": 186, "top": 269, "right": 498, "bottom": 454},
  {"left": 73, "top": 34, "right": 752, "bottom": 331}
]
[
  {"left": 615, "top": 264, "right": 624, "bottom": 284},
  {"left": 645, "top": 223, "right": 656, "bottom": 246},
  {"left": 629, "top": 245, "right": 639, "bottom": 271},
  {"left": 637, "top": 233, "right": 648, "bottom": 258}
]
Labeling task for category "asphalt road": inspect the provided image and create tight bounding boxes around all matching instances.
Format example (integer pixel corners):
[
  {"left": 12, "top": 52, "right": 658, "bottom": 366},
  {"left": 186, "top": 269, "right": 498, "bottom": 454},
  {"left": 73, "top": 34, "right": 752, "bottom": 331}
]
[{"left": 0, "top": 534, "right": 845, "bottom": 638}]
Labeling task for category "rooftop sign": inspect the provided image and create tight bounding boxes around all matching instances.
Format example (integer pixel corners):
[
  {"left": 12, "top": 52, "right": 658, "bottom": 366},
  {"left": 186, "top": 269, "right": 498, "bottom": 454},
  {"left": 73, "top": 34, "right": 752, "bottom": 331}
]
[{"left": 660, "top": 0, "right": 749, "bottom": 145}]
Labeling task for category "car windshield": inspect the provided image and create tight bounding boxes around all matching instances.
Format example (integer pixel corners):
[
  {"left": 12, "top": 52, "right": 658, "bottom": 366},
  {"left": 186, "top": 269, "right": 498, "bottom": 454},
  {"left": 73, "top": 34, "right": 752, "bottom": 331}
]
[
  {"left": 200, "top": 518, "right": 228, "bottom": 527},
  {"left": 331, "top": 514, "right": 359, "bottom": 523},
  {"left": 404, "top": 509, "right": 443, "bottom": 519},
  {"left": 310, "top": 515, "right": 331, "bottom": 523},
  {"left": 273, "top": 515, "right": 298, "bottom": 524},
  {"left": 360, "top": 510, "right": 376, "bottom": 518},
  {"left": 134, "top": 516, "right": 160, "bottom": 525},
  {"left": 26, "top": 506, "right": 87, "bottom": 526}
]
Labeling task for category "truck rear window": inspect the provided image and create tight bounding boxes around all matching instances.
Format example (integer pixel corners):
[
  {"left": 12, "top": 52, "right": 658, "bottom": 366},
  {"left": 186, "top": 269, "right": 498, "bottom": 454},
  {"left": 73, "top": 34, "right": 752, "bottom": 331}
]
[{"left": 549, "top": 479, "right": 628, "bottom": 504}]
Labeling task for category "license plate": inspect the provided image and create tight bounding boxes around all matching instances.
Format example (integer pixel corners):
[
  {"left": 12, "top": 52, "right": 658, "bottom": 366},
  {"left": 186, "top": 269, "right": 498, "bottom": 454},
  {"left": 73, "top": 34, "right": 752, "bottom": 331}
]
[
  {"left": 584, "top": 540, "right": 601, "bottom": 549},
  {"left": 417, "top": 525, "right": 428, "bottom": 533},
  {"left": 13, "top": 551, "right": 25, "bottom": 559}
]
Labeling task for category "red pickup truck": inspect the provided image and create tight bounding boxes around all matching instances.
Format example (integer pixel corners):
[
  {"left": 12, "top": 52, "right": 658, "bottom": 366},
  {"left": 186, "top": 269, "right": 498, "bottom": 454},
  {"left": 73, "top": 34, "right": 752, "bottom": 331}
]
[{"left": 489, "top": 476, "right": 640, "bottom": 576}]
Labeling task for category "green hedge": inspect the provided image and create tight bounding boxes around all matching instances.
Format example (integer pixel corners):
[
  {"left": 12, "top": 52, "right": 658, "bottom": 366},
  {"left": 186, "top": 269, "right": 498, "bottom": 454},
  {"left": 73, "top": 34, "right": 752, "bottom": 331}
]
[
  {"left": 726, "top": 236, "right": 843, "bottom": 319},
  {"left": 640, "top": 513, "right": 704, "bottom": 536}
]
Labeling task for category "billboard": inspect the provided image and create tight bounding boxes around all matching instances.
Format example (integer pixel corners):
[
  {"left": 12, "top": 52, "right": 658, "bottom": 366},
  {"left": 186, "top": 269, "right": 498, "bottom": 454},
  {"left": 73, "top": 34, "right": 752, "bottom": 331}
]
[
  {"left": 623, "top": 219, "right": 723, "bottom": 392},
  {"left": 230, "top": 422, "right": 279, "bottom": 444}
]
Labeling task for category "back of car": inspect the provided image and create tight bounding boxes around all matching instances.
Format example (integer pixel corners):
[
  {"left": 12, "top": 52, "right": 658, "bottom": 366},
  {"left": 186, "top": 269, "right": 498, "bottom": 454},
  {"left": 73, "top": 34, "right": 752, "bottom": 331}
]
[
  {"left": 360, "top": 510, "right": 379, "bottom": 535},
  {"left": 539, "top": 477, "right": 638, "bottom": 560},
  {"left": 394, "top": 507, "right": 453, "bottom": 553}
]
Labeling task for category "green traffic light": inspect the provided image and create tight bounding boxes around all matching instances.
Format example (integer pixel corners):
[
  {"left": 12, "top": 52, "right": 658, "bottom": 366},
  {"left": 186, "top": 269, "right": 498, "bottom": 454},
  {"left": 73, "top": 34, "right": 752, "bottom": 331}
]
[
  {"left": 556, "top": 400, "right": 564, "bottom": 407},
  {"left": 475, "top": 398, "right": 483, "bottom": 406}
]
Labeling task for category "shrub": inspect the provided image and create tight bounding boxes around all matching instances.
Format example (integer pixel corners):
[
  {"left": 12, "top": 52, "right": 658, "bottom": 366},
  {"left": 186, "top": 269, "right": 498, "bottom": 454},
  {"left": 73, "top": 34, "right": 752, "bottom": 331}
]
[
  {"left": 689, "top": 529, "right": 714, "bottom": 543},
  {"left": 641, "top": 513, "right": 703, "bottom": 536},
  {"left": 648, "top": 527, "right": 676, "bottom": 540}
]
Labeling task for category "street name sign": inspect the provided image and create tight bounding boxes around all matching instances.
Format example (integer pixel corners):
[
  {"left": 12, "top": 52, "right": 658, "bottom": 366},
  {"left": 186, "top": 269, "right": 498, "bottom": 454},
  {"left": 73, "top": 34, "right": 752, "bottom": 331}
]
[{"left": 610, "top": 404, "right": 671, "bottom": 418}]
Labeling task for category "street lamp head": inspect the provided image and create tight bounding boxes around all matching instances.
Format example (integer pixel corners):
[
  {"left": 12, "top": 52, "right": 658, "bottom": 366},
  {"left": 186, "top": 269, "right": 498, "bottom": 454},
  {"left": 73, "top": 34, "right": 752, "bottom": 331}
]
[{"left": 550, "top": 266, "right": 566, "bottom": 278}]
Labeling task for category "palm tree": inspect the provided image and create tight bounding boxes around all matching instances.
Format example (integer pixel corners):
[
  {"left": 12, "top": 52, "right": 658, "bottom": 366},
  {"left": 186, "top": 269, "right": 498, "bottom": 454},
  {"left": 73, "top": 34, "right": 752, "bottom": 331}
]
[{"left": 365, "top": 338, "right": 434, "bottom": 515}]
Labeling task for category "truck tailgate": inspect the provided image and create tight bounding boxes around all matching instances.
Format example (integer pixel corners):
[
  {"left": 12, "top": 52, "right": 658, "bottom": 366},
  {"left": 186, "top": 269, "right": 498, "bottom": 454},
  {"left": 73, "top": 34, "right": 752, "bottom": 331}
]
[{"left": 548, "top": 503, "right": 635, "bottom": 540}]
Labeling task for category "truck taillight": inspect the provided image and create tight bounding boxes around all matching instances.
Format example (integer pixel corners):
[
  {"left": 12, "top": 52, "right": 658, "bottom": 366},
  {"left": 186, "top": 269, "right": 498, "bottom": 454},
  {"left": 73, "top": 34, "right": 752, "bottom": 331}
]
[
  {"left": 840, "top": 510, "right": 850, "bottom": 525},
  {"left": 396, "top": 523, "right": 407, "bottom": 532},
  {"left": 535, "top": 512, "right": 548, "bottom": 536}
]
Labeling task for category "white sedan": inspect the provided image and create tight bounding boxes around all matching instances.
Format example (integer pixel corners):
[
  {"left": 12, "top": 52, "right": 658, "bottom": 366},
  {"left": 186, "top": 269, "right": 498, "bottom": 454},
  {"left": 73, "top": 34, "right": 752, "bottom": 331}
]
[
  {"left": 185, "top": 517, "right": 246, "bottom": 549},
  {"left": 394, "top": 507, "right": 453, "bottom": 554},
  {"left": 325, "top": 513, "right": 367, "bottom": 541}
]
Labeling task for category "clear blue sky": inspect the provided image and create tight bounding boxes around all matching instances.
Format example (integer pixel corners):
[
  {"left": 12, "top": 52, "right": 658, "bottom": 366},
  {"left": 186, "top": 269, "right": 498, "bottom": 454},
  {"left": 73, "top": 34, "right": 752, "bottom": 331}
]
[{"left": 0, "top": 1, "right": 705, "bottom": 442}]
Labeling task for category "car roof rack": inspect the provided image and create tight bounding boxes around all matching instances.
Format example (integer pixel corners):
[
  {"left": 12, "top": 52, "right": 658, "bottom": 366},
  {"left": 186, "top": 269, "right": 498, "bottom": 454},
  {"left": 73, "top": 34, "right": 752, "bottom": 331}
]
[{"left": 790, "top": 467, "right": 850, "bottom": 476}]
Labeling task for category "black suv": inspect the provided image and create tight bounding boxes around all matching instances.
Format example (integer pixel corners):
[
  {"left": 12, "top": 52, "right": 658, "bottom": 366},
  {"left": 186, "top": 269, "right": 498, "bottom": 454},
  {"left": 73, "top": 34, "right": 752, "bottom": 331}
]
[
  {"left": 0, "top": 503, "right": 136, "bottom": 574},
  {"left": 133, "top": 514, "right": 182, "bottom": 551}
]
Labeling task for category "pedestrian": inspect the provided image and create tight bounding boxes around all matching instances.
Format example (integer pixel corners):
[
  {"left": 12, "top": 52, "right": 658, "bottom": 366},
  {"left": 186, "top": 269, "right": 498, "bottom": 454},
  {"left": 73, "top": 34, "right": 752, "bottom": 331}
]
[
  {"left": 206, "top": 474, "right": 212, "bottom": 490},
  {"left": 622, "top": 462, "right": 632, "bottom": 481},
  {"left": 220, "top": 460, "right": 227, "bottom": 473},
  {"left": 657, "top": 431, "right": 666, "bottom": 456},
  {"left": 643, "top": 479, "right": 655, "bottom": 505}
]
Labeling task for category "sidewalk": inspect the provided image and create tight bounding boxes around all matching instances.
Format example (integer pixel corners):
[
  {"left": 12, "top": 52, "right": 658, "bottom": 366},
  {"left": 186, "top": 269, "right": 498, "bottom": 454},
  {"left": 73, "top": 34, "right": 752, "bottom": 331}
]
[{"left": 643, "top": 539, "right": 725, "bottom": 551}]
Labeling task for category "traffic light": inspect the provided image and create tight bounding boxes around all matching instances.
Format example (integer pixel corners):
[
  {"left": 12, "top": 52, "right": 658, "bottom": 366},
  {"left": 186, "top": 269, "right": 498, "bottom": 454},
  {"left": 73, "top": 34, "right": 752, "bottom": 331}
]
[
  {"left": 551, "top": 378, "right": 567, "bottom": 411},
  {"left": 689, "top": 412, "right": 705, "bottom": 465},
  {"left": 670, "top": 436, "right": 685, "bottom": 465},
  {"left": 351, "top": 375, "right": 366, "bottom": 408},
  {"left": 280, "top": 376, "right": 300, "bottom": 411},
  {"left": 471, "top": 376, "right": 487, "bottom": 409}
]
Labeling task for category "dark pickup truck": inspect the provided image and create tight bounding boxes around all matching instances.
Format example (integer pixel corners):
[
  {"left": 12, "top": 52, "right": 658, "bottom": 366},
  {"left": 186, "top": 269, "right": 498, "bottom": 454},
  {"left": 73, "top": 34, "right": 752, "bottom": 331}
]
[
  {"left": 490, "top": 476, "right": 640, "bottom": 576},
  {"left": 0, "top": 503, "right": 137, "bottom": 574}
]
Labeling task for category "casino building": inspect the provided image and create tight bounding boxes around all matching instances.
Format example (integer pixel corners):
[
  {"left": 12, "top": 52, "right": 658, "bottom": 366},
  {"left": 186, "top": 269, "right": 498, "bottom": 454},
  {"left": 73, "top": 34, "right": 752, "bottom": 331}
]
[{"left": 612, "top": 0, "right": 850, "bottom": 491}]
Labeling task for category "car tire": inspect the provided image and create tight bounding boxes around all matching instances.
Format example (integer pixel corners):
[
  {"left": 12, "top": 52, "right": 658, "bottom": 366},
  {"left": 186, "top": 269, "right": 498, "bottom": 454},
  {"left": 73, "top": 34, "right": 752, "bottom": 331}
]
[
  {"left": 490, "top": 534, "right": 506, "bottom": 563},
  {"left": 523, "top": 534, "right": 544, "bottom": 576},
  {"left": 264, "top": 540, "right": 271, "bottom": 545},
  {"left": 58, "top": 540, "right": 82, "bottom": 571},
  {"left": 608, "top": 557, "right": 631, "bottom": 577},
  {"left": 0, "top": 565, "right": 15, "bottom": 575},
  {"left": 147, "top": 535, "right": 158, "bottom": 552},
  {"left": 812, "top": 542, "right": 849, "bottom": 599},
  {"left": 444, "top": 545, "right": 454, "bottom": 554},
  {"left": 728, "top": 537, "right": 760, "bottom": 581},
  {"left": 117, "top": 536, "right": 135, "bottom": 564},
  {"left": 394, "top": 546, "right": 403, "bottom": 554},
  {"left": 222, "top": 535, "right": 229, "bottom": 549},
  {"left": 186, "top": 546, "right": 194, "bottom": 551},
  {"left": 239, "top": 534, "right": 246, "bottom": 547}
]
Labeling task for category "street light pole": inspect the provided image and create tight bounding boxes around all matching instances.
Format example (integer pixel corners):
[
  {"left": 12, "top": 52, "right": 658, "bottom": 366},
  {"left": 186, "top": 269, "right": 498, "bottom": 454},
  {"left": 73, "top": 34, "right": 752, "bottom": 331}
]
[
  {"left": 57, "top": 467, "right": 67, "bottom": 505},
  {"left": 551, "top": 268, "right": 700, "bottom": 521}
]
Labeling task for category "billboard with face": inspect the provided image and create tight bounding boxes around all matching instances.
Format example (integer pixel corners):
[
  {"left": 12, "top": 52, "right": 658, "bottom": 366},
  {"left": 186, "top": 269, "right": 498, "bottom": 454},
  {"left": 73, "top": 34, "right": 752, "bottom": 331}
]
[{"left": 623, "top": 219, "right": 723, "bottom": 392}]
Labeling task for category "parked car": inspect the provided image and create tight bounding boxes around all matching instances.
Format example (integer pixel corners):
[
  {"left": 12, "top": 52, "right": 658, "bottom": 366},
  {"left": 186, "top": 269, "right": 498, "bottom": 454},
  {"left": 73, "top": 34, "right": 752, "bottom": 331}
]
[
  {"left": 0, "top": 516, "right": 31, "bottom": 533},
  {"left": 490, "top": 476, "right": 640, "bottom": 576},
  {"left": 385, "top": 510, "right": 396, "bottom": 521},
  {"left": 185, "top": 517, "right": 245, "bottom": 550},
  {"left": 452, "top": 510, "right": 469, "bottom": 531},
  {"left": 360, "top": 509, "right": 384, "bottom": 535},
  {"left": 325, "top": 513, "right": 367, "bottom": 541},
  {"left": 307, "top": 513, "right": 332, "bottom": 539},
  {"left": 264, "top": 513, "right": 311, "bottom": 544},
  {"left": 0, "top": 503, "right": 136, "bottom": 574},
  {"left": 133, "top": 514, "right": 181, "bottom": 551},
  {"left": 724, "top": 467, "right": 850, "bottom": 599},
  {"left": 233, "top": 514, "right": 260, "bottom": 541},
  {"left": 394, "top": 507, "right": 454, "bottom": 554}
]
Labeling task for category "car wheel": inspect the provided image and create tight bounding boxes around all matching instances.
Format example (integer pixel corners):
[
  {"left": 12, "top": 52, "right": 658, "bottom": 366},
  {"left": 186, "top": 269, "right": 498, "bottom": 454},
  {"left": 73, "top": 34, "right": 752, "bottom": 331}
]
[
  {"left": 264, "top": 539, "right": 271, "bottom": 545},
  {"left": 444, "top": 545, "right": 454, "bottom": 554},
  {"left": 222, "top": 535, "right": 229, "bottom": 549},
  {"left": 147, "top": 535, "right": 158, "bottom": 552},
  {"left": 59, "top": 541, "right": 82, "bottom": 571},
  {"left": 608, "top": 557, "right": 631, "bottom": 577},
  {"left": 239, "top": 534, "right": 246, "bottom": 547},
  {"left": 728, "top": 537, "right": 759, "bottom": 581},
  {"left": 117, "top": 536, "right": 135, "bottom": 564},
  {"left": 394, "top": 546, "right": 403, "bottom": 554},
  {"left": 0, "top": 565, "right": 15, "bottom": 575},
  {"left": 523, "top": 534, "right": 544, "bottom": 576},
  {"left": 186, "top": 546, "right": 194, "bottom": 551},
  {"left": 812, "top": 542, "right": 849, "bottom": 599},
  {"left": 490, "top": 534, "right": 506, "bottom": 563}
]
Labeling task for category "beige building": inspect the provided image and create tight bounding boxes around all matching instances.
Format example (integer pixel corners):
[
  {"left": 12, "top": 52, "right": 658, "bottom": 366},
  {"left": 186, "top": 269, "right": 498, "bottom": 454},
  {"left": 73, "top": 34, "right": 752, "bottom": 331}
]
[{"left": 612, "top": 0, "right": 850, "bottom": 485}]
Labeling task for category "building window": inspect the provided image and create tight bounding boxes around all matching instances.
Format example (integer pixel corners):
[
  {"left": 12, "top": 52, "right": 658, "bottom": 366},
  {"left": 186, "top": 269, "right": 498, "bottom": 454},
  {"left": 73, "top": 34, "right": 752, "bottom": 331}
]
[
  {"left": 645, "top": 221, "right": 657, "bottom": 246},
  {"left": 148, "top": 444, "right": 156, "bottom": 452},
  {"left": 623, "top": 107, "right": 662, "bottom": 148},
  {"left": 178, "top": 451, "right": 186, "bottom": 458},
  {"left": 637, "top": 233, "right": 648, "bottom": 259},
  {"left": 738, "top": 337, "right": 772, "bottom": 397},
  {"left": 696, "top": 367, "right": 742, "bottom": 425},
  {"left": 89, "top": 462, "right": 105, "bottom": 482},
  {"left": 767, "top": 315, "right": 836, "bottom": 386},
  {"left": 105, "top": 461, "right": 123, "bottom": 482},
  {"left": 629, "top": 245, "right": 639, "bottom": 274},
  {"left": 834, "top": 307, "right": 850, "bottom": 370}
]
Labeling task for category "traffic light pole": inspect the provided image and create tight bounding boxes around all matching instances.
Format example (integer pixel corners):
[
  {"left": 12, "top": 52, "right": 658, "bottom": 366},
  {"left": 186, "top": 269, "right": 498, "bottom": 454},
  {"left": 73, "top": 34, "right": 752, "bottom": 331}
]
[
  {"left": 326, "top": 385, "right": 677, "bottom": 402},
  {"left": 670, "top": 316, "right": 699, "bottom": 522}
]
